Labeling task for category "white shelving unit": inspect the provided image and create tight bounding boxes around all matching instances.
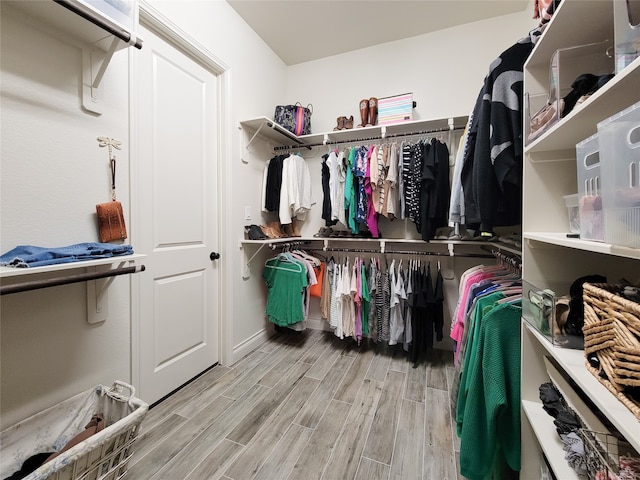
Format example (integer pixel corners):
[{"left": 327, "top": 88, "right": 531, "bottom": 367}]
[
  {"left": 521, "top": 0, "right": 640, "bottom": 477},
  {"left": 239, "top": 115, "right": 469, "bottom": 159},
  {"left": 1, "top": 253, "right": 146, "bottom": 324},
  {"left": 236, "top": 113, "right": 525, "bottom": 282},
  {"left": 0, "top": 253, "right": 146, "bottom": 279}
]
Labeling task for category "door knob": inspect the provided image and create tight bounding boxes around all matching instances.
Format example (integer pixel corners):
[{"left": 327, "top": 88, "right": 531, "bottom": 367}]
[{"left": 210, "top": 252, "right": 220, "bottom": 261}]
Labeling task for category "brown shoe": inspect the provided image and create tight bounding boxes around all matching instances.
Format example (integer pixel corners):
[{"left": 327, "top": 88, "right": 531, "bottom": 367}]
[
  {"left": 358, "top": 99, "right": 369, "bottom": 127},
  {"left": 268, "top": 221, "right": 285, "bottom": 238},
  {"left": 333, "top": 116, "right": 345, "bottom": 131},
  {"left": 260, "top": 225, "right": 276, "bottom": 239},
  {"left": 283, "top": 223, "right": 296, "bottom": 237},
  {"left": 291, "top": 217, "right": 302, "bottom": 237},
  {"left": 367, "top": 97, "right": 378, "bottom": 126},
  {"left": 344, "top": 115, "right": 354, "bottom": 129}
]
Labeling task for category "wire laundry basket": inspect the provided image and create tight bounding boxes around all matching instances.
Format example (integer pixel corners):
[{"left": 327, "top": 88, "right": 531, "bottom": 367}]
[{"left": 1, "top": 381, "right": 148, "bottom": 480}]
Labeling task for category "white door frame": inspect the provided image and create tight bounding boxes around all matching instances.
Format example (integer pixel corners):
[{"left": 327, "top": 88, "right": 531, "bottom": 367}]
[{"left": 129, "top": 1, "right": 233, "bottom": 392}]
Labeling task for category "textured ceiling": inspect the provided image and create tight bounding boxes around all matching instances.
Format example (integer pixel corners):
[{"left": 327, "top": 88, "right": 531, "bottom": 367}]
[{"left": 227, "top": 0, "right": 530, "bottom": 65}]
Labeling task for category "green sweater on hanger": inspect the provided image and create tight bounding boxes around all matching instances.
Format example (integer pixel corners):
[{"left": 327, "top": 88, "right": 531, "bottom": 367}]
[{"left": 459, "top": 302, "right": 522, "bottom": 480}]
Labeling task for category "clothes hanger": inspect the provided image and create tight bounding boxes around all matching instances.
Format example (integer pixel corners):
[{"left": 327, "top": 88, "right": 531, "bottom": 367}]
[{"left": 265, "top": 255, "right": 302, "bottom": 272}]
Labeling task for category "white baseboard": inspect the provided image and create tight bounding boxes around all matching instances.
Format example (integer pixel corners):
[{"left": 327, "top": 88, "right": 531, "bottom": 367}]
[{"left": 232, "top": 327, "right": 271, "bottom": 365}]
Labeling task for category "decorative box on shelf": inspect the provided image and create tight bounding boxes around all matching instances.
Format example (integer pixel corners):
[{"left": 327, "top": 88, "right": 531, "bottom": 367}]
[{"left": 377, "top": 93, "right": 414, "bottom": 126}]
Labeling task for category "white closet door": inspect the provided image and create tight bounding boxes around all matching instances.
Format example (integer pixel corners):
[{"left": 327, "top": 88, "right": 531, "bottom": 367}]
[{"left": 134, "top": 23, "right": 220, "bottom": 404}]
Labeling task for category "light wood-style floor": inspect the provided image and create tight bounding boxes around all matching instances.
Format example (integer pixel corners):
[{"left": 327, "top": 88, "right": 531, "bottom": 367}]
[{"left": 129, "top": 328, "right": 464, "bottom": 480}]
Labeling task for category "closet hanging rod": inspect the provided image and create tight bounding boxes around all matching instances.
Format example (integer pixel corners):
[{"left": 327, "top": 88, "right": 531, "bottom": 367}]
[
  {"left": 269, "top": 240, "right": 311, "bottom": 250},
  {"left": 308, "top": 247, "right": 494, "bottom": 259},
  {"left": 273, "top": 125, "right": 464, "bottom": 151},
  {"left": 0, "top": 264, "right": 145, "bottom": 295},
  {"left": 55, "top": 1, "right": 143, "bottom": 49}
]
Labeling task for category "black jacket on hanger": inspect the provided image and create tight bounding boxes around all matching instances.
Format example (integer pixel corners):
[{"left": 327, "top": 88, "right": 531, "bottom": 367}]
[{"left": 461, "top": 33, "right": 536, "bottom": 234}]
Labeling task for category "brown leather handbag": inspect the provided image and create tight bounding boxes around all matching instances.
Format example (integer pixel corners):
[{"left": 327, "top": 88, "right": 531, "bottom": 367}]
[{"left": 96, "top": 137, "right": 127, "bottom": 243}]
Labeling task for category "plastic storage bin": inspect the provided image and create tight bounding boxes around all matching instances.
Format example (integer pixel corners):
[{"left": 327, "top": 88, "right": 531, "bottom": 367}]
[
  {"left": 527, "top": 40, "right": 614, "bottom": 144},
  {"left": 614, "top": 0, "right": 640, "bottom": 74},
  {"left": 577, "top": 132, "right": 605, "bottom": 242},
  {"left": 563, "top": 193, "right": 580, "bottom": 234},
  {"left": 522, "top": 280, "right": 583, "bottom": 349},
  {"left": 0, "top": 381, "right": 148, "bottom": 480},
  {"left": 598, "top": 100, "right": 640, "bottom": 248}
]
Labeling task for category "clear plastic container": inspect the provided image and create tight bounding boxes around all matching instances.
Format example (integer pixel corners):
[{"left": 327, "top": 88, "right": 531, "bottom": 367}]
[
  {"left": 614, "top": 0, "right": 640, "bottom": 74},
  {"left": 563, "top": 194, "right": 580, "bottom": 234},
  {"left": 577, "top": 133, "right": 605, "bottom": 242},
  {"left": 522, "top": 280, "right": 583, "bottom": 349},
  {"left": 598, "top": 100, "right": 640, "bottom": 248}
]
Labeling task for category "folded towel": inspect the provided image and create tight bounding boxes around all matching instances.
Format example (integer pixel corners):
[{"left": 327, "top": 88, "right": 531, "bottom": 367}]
[{"left": 0, "top": 243, "right": 134, "bottom": 268}]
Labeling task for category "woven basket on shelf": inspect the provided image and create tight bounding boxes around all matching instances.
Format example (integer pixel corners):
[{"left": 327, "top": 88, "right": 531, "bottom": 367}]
[{"left": 582, "top": 283, "right": 640, "bottom": 420}]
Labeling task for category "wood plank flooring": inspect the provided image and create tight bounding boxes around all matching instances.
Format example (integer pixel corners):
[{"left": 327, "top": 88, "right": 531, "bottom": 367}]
[{"left": 129, "top": 328, "right": 464, "bottom": 480}]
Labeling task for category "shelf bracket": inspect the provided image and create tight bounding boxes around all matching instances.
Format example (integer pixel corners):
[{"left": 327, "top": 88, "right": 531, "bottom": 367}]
[
  {"left": 82, "top": 36, "right": 122, "bottom": 115},
  {"left": 241, "top": 242, "right": 268, "bottom": 279},
  {"left": 87, "top": 265, "right": 111, "bottom": 324},
  {"left": 245, "top": 122, "right": 266, "bottom": 151}
]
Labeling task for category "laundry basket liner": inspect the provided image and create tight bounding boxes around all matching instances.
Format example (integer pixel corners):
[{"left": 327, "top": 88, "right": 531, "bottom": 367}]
[{"left": 0, "top": 381, "right": 148, "bottom": 480}]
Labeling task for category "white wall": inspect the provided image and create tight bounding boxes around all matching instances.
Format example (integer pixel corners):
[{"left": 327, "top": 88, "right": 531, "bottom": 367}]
[
  {"left": 286, "top": 9, "right": 538, "bottom": 133},
  {"left": 0, "top": 0, "right": 286, "bottom": 429},
  {"left": 245, "top": 7, "right": 538, "bottom": 347},
  {"left": 0, "top": 0, "right": 537, "bottom": 429},
  {"left": 0, "top": 3, "right": 133, "bottom": 429}
]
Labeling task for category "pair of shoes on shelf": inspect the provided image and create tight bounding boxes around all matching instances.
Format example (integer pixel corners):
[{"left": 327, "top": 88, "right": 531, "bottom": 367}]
[
  {"left": 433, "top": 226, "right": 475, "bottom": 241},
  {"left": 473, "top": 231, "right": 499, "bottom": 242},
  {"left": 357, "top": 97, "right": 378, "bottom": 127},
  {"left": 313, "top": 226, "right": 333, "bottom": 238},
  {"left": 281, "top": 217, "right": 302, "bottom": 237},
  {"left": 498, "top": 234, "right": 522, "bottom": 248},
  {"left": 245, "top": 224, "right": 267, "bottom": 240},
  {"left": 434, "top": 227, "right": 454, "bottom": 240},
  {"left": 260, "top": 222, "right": 285, "bottom": 239},
  {"left": 334, "top": 116, "right": 354, "bottom": 131}
]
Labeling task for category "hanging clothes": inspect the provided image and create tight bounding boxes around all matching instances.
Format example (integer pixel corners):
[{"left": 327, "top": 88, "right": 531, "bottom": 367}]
[
  {"left": 405, "top": 141, "right": 425, "bottom": 231},
  {"left": 261, "top": 154, "right": 286, "bottom": 212},
  {"left": 457, "top": 300, "right": 522, "bottom": 480},
  {"left": 262, "top": 253, "right": 309, "bottom": 328},
  {"left": 460, "top": 31, "right": 537, "bottom": 235},
  {"left": 278, "top": 153, "right": 312, "bottom": 225},
  {"left": 449, "top": 118, "right": 472, "bottom": 226},
  {"left": 320, "top": 154, "right": 337, "bottom": 227},
  {"left": 420, "top": 139, "right": 451, "bottom": 240},
  {"left": 385, "top": 142, "right": 399, "bottom": 219}
]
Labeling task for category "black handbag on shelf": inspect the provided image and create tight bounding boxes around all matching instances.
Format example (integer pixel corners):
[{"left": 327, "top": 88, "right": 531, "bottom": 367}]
[{"left": 274, "top": 102, "right": 313, "bottom": 136}]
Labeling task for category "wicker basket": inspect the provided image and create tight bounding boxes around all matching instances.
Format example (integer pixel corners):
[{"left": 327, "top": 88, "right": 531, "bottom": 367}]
[
  {"left": 583, "top": 283, "right": 640, "bottom": 420},
  {"left": 1, "top": 381, "right": 148, "bottom": 480}
]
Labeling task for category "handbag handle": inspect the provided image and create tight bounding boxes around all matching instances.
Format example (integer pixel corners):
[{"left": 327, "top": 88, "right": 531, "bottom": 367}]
[{"left": 294, "top": 102, "right": 313, "bottom": 115}]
